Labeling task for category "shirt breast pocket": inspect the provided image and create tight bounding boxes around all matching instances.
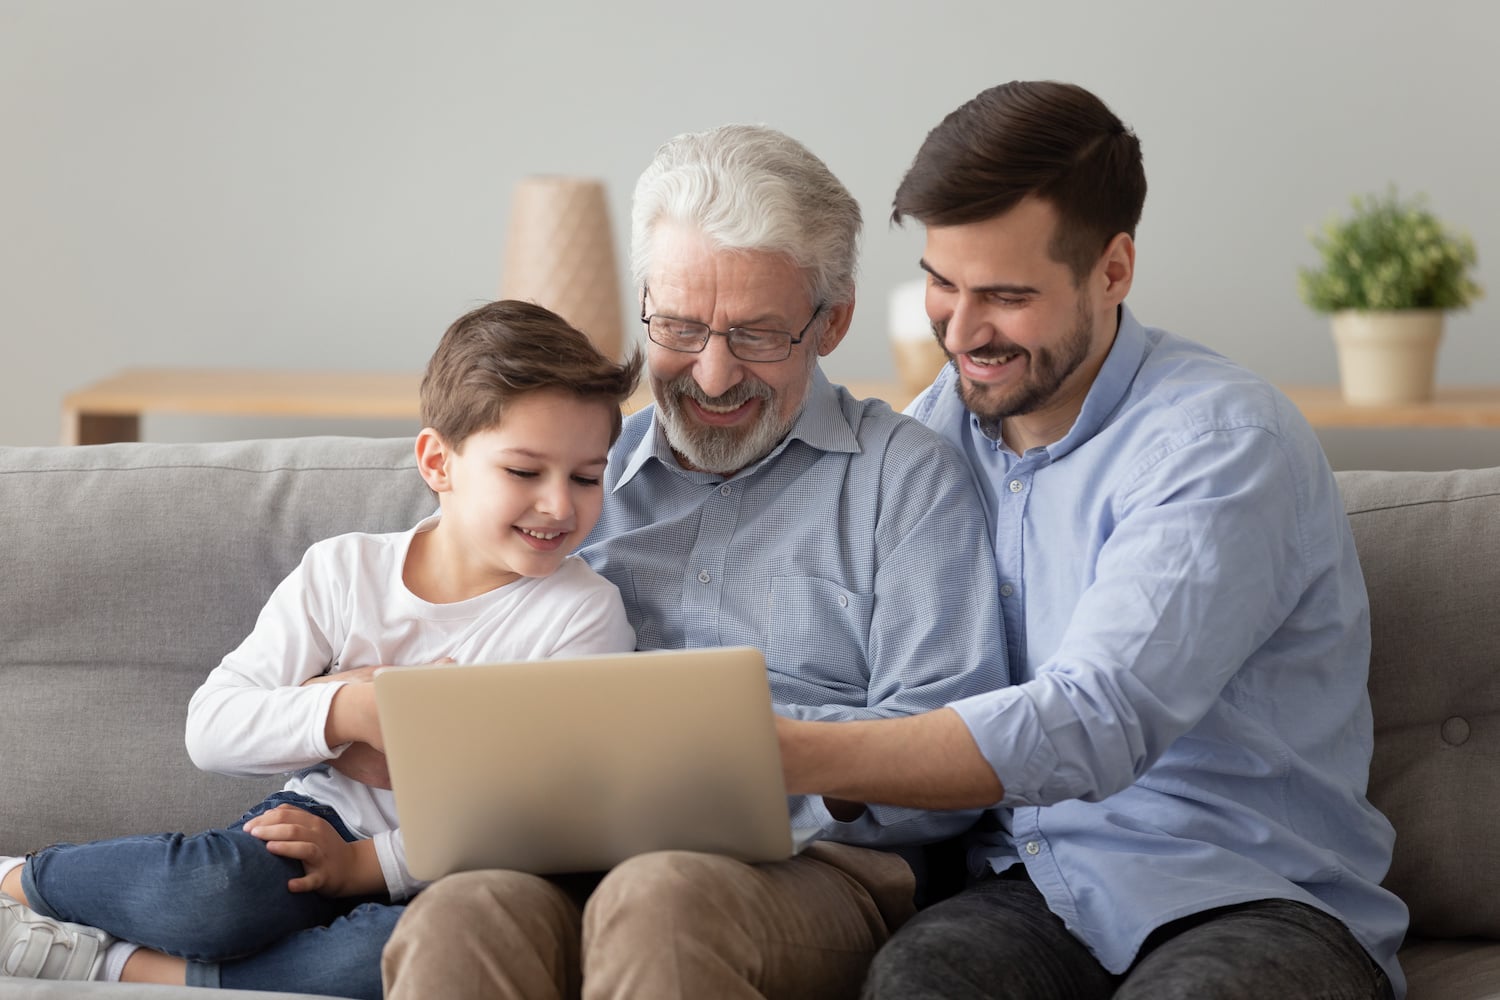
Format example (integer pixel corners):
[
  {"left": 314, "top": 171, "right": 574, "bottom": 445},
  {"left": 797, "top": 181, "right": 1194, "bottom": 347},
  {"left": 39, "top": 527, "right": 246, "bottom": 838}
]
[{"left": 767, "top": 576, "right": 874, "bottom": 692}]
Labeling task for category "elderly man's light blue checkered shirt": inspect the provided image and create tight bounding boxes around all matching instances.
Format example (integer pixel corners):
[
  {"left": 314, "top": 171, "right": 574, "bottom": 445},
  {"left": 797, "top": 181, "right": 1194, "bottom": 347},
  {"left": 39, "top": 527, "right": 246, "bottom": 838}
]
[{"left": 579, "top": 368, "right": 1008, "bottom": 847}]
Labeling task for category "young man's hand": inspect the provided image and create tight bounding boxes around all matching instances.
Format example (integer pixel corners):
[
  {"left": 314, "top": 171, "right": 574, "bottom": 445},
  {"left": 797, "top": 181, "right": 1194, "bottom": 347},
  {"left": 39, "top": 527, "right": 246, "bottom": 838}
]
[{"left": 244, "top": 804, "right": 385, "bottom": 897}]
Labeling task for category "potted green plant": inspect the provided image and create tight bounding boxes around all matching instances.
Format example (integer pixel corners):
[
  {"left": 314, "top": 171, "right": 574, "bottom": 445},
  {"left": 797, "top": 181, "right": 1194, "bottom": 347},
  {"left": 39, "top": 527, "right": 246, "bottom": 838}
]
[{"left": 1298, "top": 187, "right": 1481, "bottom": 405}]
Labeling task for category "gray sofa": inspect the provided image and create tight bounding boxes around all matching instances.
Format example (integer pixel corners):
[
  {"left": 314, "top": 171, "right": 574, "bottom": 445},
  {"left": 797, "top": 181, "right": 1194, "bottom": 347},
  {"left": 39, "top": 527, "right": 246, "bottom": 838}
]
[{"left": 2, "top": 436, "right": 1498, "bottom": 999}]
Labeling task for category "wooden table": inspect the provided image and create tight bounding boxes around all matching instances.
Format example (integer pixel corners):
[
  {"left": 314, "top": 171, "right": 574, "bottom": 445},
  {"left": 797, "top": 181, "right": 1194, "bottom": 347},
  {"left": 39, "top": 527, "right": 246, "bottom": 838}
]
[
  {"left": 61, "top": 368, "right": 917, "bottom": 445},
  {"left": 1277, "top": 385, "right": 1500, "bottom": 429},
  {"left": 61, "top": 369, "right": 426, "bottom": 445}
]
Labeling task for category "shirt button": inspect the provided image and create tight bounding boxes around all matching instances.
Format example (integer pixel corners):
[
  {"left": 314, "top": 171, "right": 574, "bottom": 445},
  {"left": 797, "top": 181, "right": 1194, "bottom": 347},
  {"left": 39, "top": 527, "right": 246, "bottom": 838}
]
[
  {"left": 1000, "top": 584, "right": 1015, "bottom": 597},
  {"left": 1025, "top": 841, "right": 1041, "bottom": 856},
  {"left": 719, "top": 485, "right": 733, "bottom": 497},
  {"left": 697, "top": 570, "right": 711, "bottom": 584},
  {"left": 1008, "top": 479, "right": 1025, "bottom": 494},
  {"left": 837, "top": 594, "right": 849, "bottom": 608}
]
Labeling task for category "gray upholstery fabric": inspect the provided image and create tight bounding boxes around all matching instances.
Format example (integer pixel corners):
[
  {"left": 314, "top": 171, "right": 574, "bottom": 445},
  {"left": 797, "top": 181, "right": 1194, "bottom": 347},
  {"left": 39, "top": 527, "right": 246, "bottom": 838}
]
[
  {"left": 0, "top": 439, "right": 431, "bottom": 858},
  {"left": 1339, "top": 467, "right": 1500, "bottom": 949},
  {"left": 1, "top": 437, "right": 432, "bottom": 999}
]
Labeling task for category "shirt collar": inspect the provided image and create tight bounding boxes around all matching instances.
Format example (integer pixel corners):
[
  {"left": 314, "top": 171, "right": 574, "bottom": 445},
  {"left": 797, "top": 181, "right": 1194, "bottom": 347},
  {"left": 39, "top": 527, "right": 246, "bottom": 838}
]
[
  {"left": 1045, "top": 303, "right": 1148, "bottom": 460},
  {"left": 613, "top": 367, "right": 858, "bottom": 489}
]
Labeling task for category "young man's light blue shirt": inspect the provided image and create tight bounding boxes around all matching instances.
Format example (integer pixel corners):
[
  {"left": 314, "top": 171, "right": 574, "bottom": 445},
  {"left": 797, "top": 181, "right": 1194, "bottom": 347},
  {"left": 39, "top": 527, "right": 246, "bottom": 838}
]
[
  {"left": 580, "top": 368, "right": 1008, "bottom": 848},
  {"left": 909, "top": 305, "right": 1409, "bottom": 995}
]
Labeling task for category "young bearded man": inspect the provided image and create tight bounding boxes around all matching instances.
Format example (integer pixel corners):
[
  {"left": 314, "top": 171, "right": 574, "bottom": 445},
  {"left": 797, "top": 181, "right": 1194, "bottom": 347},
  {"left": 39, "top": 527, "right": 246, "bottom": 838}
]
[{"left": 779, "top": 81, "right": 1408, "bottom": 1000}]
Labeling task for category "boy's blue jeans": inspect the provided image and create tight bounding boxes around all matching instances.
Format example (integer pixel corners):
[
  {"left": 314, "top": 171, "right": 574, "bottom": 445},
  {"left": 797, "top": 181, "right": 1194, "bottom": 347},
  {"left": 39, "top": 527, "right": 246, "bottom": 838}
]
[{"left": 21, "top": 791, "right": 403, "bottom": 999}]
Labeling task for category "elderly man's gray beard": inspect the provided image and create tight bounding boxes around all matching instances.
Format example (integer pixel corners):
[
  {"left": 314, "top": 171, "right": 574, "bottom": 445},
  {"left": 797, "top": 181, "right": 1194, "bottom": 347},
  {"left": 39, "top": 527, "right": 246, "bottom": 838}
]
[{"left": 654, "top": 373, "right": 796, "bottom": 475}]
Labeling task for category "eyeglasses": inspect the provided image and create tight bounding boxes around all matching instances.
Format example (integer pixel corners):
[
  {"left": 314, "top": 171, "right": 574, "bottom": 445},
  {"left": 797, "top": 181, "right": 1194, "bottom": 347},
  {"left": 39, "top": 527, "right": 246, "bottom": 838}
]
[{"left": 640, "top": 285, "right": 825, "bottom": 363}]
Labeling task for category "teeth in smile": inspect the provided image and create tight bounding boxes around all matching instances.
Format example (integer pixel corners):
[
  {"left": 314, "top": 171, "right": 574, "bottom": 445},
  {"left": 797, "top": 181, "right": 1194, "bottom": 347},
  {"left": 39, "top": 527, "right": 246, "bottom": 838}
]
[
  {"left": 520, "top": 528, "right": 562, "bottom": 540},
  {"left": 970, "top": 353, "right": 1020, "bottom": 367},
  {"left": 696, "top": 399, "right": 746, "bottom": 414}
]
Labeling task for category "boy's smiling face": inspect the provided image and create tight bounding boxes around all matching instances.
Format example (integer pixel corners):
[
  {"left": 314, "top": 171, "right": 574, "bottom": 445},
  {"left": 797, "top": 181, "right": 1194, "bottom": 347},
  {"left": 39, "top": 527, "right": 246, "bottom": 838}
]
[{"left": 417, "top": 387, "right": 613, "bottom": 595}]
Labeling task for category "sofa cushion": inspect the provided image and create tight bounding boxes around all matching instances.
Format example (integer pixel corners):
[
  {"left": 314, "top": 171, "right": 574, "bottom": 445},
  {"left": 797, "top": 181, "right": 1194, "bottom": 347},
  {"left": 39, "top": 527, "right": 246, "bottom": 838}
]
[
  {"left": 0, "top": 437, "right": 433, "bottom": 853},
  {"left": 1339, "top": 468, "right": 1500, "bottom": 941}
]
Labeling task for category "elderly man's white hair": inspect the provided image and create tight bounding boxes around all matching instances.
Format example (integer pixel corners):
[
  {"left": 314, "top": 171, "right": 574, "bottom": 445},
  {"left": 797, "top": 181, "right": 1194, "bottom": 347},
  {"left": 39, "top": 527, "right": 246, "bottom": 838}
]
[{"left": 630, "top": 124, "right": 862, "bottom": 309}]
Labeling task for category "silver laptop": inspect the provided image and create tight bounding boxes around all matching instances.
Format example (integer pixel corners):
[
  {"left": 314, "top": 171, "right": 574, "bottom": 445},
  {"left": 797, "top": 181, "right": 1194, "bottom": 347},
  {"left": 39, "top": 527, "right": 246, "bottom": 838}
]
[{"left": 373, "top": 645, "right": 820, "bottom": 879}]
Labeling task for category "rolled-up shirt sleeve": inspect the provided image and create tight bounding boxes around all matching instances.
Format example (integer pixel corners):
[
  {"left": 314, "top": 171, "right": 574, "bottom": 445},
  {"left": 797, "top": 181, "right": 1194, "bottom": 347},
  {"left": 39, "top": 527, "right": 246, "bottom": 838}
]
[{"left": 952, "top": 424, "right": 1306, "bottom": 806}]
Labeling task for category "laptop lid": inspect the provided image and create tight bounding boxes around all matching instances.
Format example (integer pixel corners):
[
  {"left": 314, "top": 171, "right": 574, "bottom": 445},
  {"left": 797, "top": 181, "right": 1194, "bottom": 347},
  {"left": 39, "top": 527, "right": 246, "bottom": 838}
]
[{"left": 373, "top": 645, "right": 802, "bottom": 878}]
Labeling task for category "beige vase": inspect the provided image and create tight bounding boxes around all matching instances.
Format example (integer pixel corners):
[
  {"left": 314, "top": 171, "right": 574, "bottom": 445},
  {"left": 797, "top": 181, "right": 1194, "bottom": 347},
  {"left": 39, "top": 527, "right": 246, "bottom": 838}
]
[
  {"left": 1329, "top": 310, "right": 1445, "bottom": 405},
  {"left": 500, "top": 177, "right": 624, "bottom": 360}
]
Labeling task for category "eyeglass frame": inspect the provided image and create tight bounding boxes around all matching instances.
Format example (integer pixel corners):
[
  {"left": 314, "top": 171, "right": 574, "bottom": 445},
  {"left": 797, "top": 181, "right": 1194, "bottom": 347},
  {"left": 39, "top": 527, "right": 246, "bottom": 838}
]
[{"left": 639, "top": 284, "right": 826, "bottom": 363}]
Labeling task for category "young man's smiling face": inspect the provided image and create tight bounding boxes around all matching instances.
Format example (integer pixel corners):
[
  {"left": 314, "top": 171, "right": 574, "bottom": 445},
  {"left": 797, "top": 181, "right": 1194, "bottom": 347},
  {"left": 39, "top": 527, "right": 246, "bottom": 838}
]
[
  {"left": 921, "top": 196, "right": 1132, "bottom": 452},
  {"left": 417, "top": 387, "right": 612, "bottom": 596}
]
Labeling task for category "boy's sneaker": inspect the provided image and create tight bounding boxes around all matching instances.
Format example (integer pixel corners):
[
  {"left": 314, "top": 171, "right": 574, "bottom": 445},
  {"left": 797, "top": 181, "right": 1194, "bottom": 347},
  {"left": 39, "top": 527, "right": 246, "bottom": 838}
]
[{"left": 0, "top": 895, "right": 112, "bottom": 980}]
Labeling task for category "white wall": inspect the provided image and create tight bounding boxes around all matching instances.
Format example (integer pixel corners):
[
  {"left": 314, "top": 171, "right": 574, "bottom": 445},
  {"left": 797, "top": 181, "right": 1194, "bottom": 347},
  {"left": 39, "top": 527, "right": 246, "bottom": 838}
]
[{"left": 3, "top": 0, "right": 1497, "bottom": 468}]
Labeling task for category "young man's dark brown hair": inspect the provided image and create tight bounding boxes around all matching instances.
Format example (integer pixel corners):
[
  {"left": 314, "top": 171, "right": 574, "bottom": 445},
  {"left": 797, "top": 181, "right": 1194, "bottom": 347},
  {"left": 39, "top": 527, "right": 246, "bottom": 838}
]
[
  {"left": 892, "top": 80, "right": 1147, "bottom": 284},
  {"left": 420, "top": 299, "right": 643, "bottom": 450}
]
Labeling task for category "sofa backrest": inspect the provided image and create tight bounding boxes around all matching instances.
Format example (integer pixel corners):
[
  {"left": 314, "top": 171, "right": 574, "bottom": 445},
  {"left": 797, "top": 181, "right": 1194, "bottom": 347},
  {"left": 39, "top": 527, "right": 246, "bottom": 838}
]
[
  {"left": 1338, "top": 466, "right": 1500, "bottom": 942},
  {"left": 0, "top": 437, "right": 434, "bottom": 851}
]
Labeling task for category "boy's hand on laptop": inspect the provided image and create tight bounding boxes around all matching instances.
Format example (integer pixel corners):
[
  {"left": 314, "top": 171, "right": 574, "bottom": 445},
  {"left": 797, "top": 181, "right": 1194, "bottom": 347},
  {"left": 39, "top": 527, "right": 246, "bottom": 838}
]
[{"left": 245, "top": 803, "right": 385, "bottom": 897}]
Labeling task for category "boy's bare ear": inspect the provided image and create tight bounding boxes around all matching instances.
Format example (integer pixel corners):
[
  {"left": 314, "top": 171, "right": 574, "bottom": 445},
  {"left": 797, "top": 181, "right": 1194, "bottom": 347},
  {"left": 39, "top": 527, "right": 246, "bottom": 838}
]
[{"left": 415, "top": 428, "right": 454, "bottom": 493}]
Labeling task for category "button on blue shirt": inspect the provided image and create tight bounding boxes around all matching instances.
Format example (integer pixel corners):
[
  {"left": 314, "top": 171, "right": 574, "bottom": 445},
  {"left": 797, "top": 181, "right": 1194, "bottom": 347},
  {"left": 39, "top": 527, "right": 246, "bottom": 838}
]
[
  {"left": 580, "top": 368, "right": 1008, "bottom": 847},
  {"left": 909, "top": 306, "right": 1408, "bottom": 994}
]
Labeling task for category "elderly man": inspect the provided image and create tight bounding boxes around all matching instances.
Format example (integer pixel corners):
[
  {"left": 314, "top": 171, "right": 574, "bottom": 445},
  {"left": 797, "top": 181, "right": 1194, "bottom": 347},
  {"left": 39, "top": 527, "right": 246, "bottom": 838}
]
[
  {"left": 778, "top": 81, "right": 1409, "bottom": 999},
  {"left": 380, "top": 124, "right": 1007, "bottom": 999}
]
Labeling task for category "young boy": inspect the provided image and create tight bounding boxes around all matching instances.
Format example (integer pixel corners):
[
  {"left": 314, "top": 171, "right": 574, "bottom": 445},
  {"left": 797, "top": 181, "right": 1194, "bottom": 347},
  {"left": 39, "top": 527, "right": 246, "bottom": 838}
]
[{"left": 0, "top": 300, "right": 642, "bottom": 997}]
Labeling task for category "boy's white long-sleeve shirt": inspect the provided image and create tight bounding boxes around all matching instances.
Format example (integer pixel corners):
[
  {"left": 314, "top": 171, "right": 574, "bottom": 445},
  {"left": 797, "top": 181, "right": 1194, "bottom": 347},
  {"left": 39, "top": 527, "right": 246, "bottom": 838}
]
[{"left": 185, "top": 513, "right": 636, "bottom": 900}]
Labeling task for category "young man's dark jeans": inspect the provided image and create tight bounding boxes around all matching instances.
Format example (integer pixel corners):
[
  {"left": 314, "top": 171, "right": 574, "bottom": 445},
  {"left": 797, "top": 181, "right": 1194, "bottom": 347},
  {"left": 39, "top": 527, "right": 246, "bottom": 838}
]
[{"left": 863, "top": 868, "right": 1393, "bottom": 1000}]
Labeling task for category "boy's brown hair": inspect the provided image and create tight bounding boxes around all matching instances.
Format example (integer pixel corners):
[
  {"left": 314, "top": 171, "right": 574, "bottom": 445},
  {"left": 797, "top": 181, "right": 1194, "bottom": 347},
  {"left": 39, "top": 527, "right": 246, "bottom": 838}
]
[
  {"left": 892, "top": 80, "right": 1146, "bottom": 285},
  {"left": 420, "top": 299, "right": 643, "bottom": 449}
]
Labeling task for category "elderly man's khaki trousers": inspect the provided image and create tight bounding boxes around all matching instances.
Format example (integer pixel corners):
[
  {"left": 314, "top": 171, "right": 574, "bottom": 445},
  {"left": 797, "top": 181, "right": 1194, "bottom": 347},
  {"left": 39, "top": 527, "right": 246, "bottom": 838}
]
[{"left": 381, "top": 842, "right": 915, "bottom": 1000}]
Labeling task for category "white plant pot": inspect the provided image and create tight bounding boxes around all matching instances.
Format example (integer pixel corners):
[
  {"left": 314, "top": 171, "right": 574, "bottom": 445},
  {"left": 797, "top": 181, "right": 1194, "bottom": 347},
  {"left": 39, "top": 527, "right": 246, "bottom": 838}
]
[{"left": 1329, "top": 310, "right": 1445, "bottom": 405}]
